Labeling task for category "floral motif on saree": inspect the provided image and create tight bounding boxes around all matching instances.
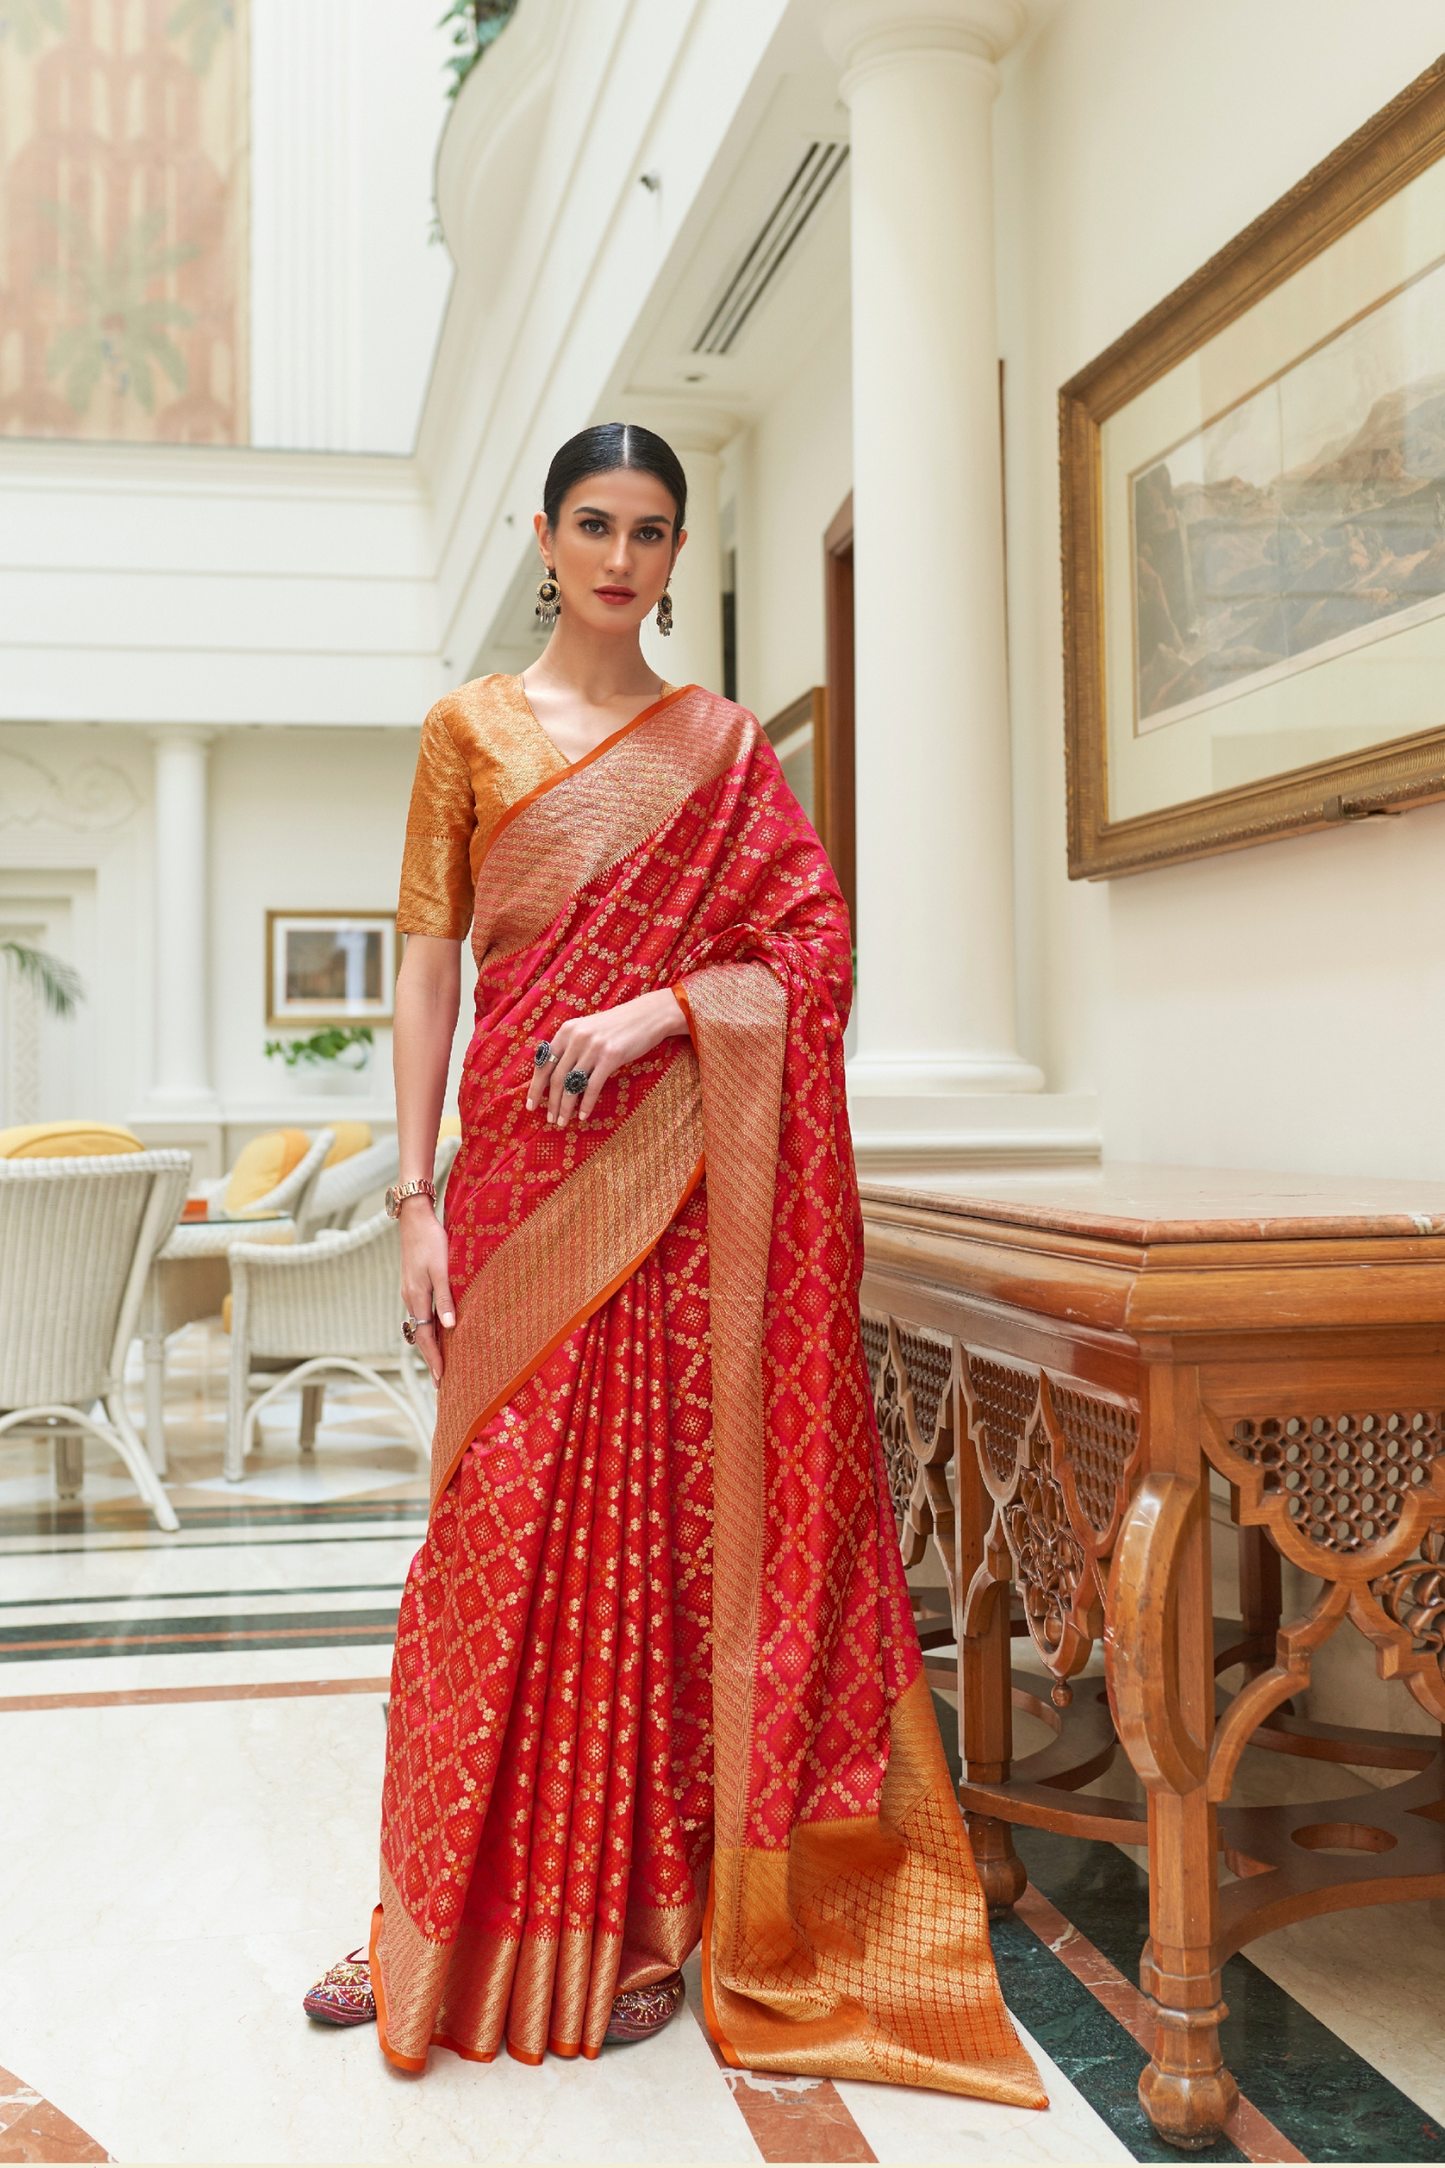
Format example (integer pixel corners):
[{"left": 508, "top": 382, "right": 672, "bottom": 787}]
[{"left": 374, "top": 675, "right": 1044, "bottom": 2106}]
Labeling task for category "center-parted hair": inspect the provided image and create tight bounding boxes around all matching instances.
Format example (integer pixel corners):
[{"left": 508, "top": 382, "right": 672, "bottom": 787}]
[{"left": 542, "top": 422, "right": 687, "bottom": 535}]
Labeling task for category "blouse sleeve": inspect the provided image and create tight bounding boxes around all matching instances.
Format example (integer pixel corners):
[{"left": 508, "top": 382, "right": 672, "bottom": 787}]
[{"left": 396, "top": 699, "right": 477, "bottom": 939}]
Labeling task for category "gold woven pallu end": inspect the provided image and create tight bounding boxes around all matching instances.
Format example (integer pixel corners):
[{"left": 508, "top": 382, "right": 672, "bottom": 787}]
[{"left": 701, "top": 1677, "right": 1048, "bottom": 2107}]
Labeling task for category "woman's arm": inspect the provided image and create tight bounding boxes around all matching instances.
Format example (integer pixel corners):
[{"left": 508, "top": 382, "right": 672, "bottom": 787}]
[{"left": 394, "top": 933, "right": 461, "bottom": 1381}]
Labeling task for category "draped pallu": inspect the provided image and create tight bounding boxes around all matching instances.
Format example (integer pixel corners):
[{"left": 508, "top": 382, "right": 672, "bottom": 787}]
[{"left": 372, "top": 675, "right": 1043, "bottom": 2105}]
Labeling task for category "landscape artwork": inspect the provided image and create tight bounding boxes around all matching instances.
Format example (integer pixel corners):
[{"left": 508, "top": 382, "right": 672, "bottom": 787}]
[
  {"left": 1131, "top": 256, "right": 1445, "bottom": 732},
  {"left": 266, "top": 913, "right": 397, "bottom": 1027}
]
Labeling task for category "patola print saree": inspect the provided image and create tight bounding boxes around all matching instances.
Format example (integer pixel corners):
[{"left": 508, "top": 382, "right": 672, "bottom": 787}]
[{"left": 374, "top": 674, "right": 1043, "bottom": 2104}]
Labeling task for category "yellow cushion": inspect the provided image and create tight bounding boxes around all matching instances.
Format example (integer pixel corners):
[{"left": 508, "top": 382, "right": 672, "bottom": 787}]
[
  {"left": 0, "top": 1120, "right": 143, "bottom": 1159},
  {"left": 323, "top": 1121, "right": 372, "bottom": 1168},
  {"left": 224, "top": 1129, "right": 312, "bottom": 1212},
  {"left": 439, "top": 1114, "right": 461, "bottom": 1138}
]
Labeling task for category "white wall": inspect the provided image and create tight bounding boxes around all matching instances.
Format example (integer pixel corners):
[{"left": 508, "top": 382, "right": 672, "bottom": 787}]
[
  {"left": 0, "top": 725, "right": 149, "bottom": 1128},
  {"left": 997, "top": 0, "right": 1445, "bottom": 1179},
  {"left": 0, "top": 444, "right": 445, "bottom": 729},
  {"left": 250, "top": 0, "right": 455, "bottom": 454},
  {"left": 733, "top": 292, "right": 852, "bottom": 728},
  {"left": 209, "top": 728, "right": 419, "bottom": 1117}
]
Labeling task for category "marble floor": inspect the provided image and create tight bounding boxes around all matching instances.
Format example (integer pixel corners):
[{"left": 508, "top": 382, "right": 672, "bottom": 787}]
[{"left": 1, "top": 1326, "right": 1443, "bottom": 2164}]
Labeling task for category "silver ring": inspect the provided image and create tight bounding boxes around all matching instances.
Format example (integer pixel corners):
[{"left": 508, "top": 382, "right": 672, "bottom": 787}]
[
  {"left": 534, "top": 1041, "right": 554, "bottom": 1069},
  {"left": 402, "top": 1312, "right": 435, "bottom": 1346},
  {"left": 563, "top": 1068, "right": 589, "bottom": 1095}
]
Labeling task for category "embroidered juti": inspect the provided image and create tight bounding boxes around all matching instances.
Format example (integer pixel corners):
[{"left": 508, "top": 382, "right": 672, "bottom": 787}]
[{"left": 373, "top": 673, "right": 1045, "bottom": 2105}]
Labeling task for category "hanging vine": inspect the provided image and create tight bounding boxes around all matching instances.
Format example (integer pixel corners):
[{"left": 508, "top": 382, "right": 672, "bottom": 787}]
[{"left": 438, "top": 0, "right": 520, "bottom": 98}]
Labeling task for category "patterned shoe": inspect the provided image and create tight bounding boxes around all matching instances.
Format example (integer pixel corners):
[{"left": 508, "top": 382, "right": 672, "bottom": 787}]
[
  {"left": 604, "top": 1971, "right": 685, "bottom": 2043},
  {"left": 303, "top": 1948, "right": 377, "bottom": 2026}
]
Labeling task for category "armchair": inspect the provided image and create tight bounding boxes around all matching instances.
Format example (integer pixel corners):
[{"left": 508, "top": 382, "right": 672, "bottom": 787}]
[{"left": 0, "top": 1152, "right": 190, "bottom": 1530}]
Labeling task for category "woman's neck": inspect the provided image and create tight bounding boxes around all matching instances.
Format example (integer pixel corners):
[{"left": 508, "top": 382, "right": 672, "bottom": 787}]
[
  {"left": 521, "top": 622, "right": 667, "bottom": 764},
  {"left": 524, "top": 620, "right": 661, "bottom": 708}
]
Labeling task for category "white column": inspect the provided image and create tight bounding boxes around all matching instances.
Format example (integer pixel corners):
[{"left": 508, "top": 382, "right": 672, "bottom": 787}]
[
  {"left": 628, "top": 404, "right": 736, "bottom": 696},
  {"left": 148, "top": 730, "right": 218, "bottom": 1114},
  {"left": 826, "top": 0, "right": 1043, "bottom": 1120}
]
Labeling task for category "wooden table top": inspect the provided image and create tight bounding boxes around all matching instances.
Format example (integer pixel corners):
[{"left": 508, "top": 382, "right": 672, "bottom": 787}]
[{"left": 859, "top": 1163, "right": 1445, "bottom": 1246}]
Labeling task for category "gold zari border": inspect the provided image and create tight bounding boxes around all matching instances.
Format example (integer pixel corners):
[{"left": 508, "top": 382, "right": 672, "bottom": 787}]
[{"left": 430, "top": 1047, "right": 704, "bottom": 1507}]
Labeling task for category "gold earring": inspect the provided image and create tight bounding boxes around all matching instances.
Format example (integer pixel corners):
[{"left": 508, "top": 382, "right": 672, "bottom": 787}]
[
  {"left": 535, "top": 569, "right": 560, "bottom": 627},
  {"left": 655, "top": 585, "right": 673, "bottom": 638}
]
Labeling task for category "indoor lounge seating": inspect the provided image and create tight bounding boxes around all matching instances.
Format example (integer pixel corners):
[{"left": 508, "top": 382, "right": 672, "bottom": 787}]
[{"left": 0, "top": 1150, "right": 190, "bottom": 1531}]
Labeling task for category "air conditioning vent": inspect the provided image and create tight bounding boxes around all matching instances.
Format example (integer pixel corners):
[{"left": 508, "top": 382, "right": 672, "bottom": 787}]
[{"left": 692, "top": 141, "right": 849, "bottom": 356}]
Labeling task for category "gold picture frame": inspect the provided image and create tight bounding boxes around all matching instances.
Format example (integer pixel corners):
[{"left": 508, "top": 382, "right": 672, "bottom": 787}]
[
  {"left": 265, "top": 910, "right": 399, "bottom": 1028},
  {"left": 1063, "top": 57, "right": 1445, "bottom": 879}
]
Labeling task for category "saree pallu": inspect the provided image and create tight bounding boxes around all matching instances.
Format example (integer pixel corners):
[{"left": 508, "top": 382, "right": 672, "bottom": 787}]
[{"left": 374, "top": 680, "right": 1044, "bottom": 2106}]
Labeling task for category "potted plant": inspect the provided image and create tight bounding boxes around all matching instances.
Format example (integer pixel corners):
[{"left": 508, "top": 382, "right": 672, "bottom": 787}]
[{"left": 264, "top": 1026, "right": 374, "bottom": 1096}]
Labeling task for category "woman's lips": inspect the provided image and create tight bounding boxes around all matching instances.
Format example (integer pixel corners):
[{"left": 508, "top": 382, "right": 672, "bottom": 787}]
[{"left": 595, "top": 586, "right": 636, "bottom": 603}]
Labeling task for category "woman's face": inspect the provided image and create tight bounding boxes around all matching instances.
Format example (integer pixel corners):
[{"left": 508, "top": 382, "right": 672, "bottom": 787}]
[{"left": 535, "top": 468, "right": 685, "bottom": 636}]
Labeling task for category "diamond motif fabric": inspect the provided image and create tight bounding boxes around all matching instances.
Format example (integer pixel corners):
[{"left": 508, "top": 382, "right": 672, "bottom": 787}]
[{"left": 373, "top": 683, "right": 1043, "bottom": 2107}]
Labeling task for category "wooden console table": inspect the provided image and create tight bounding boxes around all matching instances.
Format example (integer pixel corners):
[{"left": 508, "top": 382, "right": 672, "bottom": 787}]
[{"left": 860, "top": 1166, "right": 1445, "bottom": 2152}]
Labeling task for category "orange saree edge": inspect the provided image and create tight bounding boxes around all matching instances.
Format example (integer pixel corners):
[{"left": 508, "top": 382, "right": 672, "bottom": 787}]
[
  {"left": 369, "top": 1903, "right": 427, "bottom": 2074},
  {"left": 477, "top": 682, "right": 698, "bottom": 879},
  {"left": 505, "top": 2039, "right": 545, "bottom": 2067},
  {"left": 432, "top": 2031, "right": 496, "bottom": 2064},
  {"left": 698, "top": 1862, "right": 744, "bottom": 2070},
  {"left": 428, "top": 1152, "right": 706, "bottom": 1516}
]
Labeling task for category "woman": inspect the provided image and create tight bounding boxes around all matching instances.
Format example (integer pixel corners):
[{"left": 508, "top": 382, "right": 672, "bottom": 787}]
[{"left": 305, "top": 423, "right": 1044, "bottom": 2105}]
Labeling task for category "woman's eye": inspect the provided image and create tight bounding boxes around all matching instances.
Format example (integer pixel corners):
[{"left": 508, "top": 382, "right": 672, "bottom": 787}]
[
  {"left": 580, "top": 519, "right": 607, "bottom": 534},
  {"left": 637, "top": 527, "right": 663, "bottom": 542}
]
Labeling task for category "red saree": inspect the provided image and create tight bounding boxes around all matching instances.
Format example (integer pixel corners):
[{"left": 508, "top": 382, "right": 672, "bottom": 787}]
[{"left": 374, "top": 674, "right": 1044, "bottom": 2105}]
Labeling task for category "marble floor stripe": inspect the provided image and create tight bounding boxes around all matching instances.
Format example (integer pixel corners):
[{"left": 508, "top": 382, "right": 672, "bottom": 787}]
[
  {"left": 1015, "top": 1824, "right": 1445, "bottom": 2163},
  {"left": 0, "top": 1675, "right": 391, "bottom": 1715},
  {"left": 0, "top": 1613, "right": 399, "bottom": 1661},
  {"left": 682, "top": 1959, "right": 876, "bottom": 2163},
  {"left": 0, "top": 1580, "right": 404, "bottom": 1610},
  {"left": 0, "top": 2061, "right": 109, "bottom": 2163},
  {"left": 1012, "top": 1886, "right": 1304, "bottom": 2164}
]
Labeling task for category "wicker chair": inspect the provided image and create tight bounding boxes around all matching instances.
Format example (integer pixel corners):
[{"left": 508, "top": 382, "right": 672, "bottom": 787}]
[
  {"left": 224, "top": 1135, "right": 460, "bottom": 1481},
  {"left": 0, "top": 1151, "right": 190, "bottom": 1531},
  {"left": 296, "top": 1132, "right": 400, "bottom": 1241},
  {"left": 138, "top": 1128, "right": 336, "bottom": 1476}
]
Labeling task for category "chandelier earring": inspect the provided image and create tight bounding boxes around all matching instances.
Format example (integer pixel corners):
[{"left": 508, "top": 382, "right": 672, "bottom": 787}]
[
  {"left": 535, "top": 568, "right": 560, "bottom": 628},
  {"left": 655, "top": 582, "right": 674, "bottom": 638}
]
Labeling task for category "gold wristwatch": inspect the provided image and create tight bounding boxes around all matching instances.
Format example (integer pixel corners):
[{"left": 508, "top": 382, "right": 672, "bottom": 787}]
[{"left": 385, "top": 1178, "right": 437, "bottom": 1219}]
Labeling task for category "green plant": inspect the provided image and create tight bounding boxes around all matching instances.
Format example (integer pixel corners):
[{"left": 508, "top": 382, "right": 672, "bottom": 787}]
[
  {"left": 0, "top": 940, "right": 83, "bottom": 1018},
  {"left": 39, "top": 205, "right": 199, "bottom": 416},
  {"left": 264, "top": 1026, "right": 374, "bottom": 1071},
  {"left": 438, "top": 0, "right": 519, "bottom": 98}
]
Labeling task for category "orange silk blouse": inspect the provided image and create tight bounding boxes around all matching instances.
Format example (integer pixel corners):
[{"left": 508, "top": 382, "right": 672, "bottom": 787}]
[{"left": 395, "top": 676, "right": 569, "bottom": 942}]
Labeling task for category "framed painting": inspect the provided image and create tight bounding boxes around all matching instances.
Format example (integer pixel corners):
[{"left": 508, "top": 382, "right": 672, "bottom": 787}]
[
  {"left": 1062, "top": 58, "right": 1445, "bottom": 878},
  {"left": 265, "top": 911, "right": 398, "bottom": 1027}
]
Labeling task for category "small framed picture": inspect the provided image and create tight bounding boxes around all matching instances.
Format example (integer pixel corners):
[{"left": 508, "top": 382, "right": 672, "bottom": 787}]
[{"left": 265, "top": 911, "right": 399, "bottom": 1027}]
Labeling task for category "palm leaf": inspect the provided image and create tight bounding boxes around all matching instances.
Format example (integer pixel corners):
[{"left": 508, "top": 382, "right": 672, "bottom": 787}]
[{"left": 1, "top": 942, "right": 83, "bottom": 1018}]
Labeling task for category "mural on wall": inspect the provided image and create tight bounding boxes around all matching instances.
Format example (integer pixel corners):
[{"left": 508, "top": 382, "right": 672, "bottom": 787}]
[{"left": 0, "top": 0, "right": 249, "bottom": 442}]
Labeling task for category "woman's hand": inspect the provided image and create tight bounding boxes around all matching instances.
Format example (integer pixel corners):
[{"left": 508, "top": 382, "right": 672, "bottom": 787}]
[
  {"left": 400, "top": 1197, "right": 454, "bottom": 1383},
  {"left": 527, "top": 988, "right": 690, "bottom": 1129}
]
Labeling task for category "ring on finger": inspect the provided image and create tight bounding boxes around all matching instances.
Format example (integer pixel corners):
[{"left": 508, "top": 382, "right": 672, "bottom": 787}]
[
  {"left": 402, "top": 1311, "right": 434, "bottom": 1345},
  {"left": 563, "top": 1068, "right": 589, "bottom": 1096},
  {"left": 534, "top": 1041, "right": 555, "bottom": 1070}
]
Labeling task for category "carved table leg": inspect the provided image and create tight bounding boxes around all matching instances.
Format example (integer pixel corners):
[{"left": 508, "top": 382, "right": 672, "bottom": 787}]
[
  {"left": 1111, "top": 1369, "right": 1237, "bottom": 2149},
  {"left": 955, "top": 1379, "right": 1026, "bottom": 1913}
]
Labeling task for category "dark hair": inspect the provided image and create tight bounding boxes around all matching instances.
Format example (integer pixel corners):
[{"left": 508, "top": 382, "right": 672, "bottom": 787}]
[{"left": 541, "top": 422, "right": 687, "bottom": 535}]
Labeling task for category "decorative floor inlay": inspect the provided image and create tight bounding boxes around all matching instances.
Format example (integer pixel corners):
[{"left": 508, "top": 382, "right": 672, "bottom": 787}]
[
  {"left": 5, "top": 1327, "right": 1445, "bottom": 2162},
  {"left": 1015, "top": 1823, "right": 1445, "bottom": 2165},
  {"left": 0, "top": 2063, "right": 108, "bottom": 2164}
]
